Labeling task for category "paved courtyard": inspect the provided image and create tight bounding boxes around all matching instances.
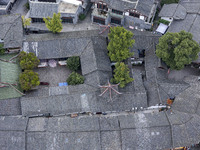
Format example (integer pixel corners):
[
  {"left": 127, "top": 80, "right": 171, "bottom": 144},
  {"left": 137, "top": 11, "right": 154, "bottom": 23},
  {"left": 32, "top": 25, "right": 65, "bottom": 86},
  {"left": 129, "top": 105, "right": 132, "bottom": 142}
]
[{"left": 34, "top": 65, "right": 72, "bottom": 87}]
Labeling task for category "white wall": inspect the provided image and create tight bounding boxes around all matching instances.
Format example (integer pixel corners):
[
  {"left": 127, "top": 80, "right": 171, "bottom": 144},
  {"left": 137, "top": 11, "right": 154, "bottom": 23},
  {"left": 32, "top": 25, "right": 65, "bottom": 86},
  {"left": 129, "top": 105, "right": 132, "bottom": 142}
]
[{"left": 161, "top": 17, "right": 173, "bottom": 26}]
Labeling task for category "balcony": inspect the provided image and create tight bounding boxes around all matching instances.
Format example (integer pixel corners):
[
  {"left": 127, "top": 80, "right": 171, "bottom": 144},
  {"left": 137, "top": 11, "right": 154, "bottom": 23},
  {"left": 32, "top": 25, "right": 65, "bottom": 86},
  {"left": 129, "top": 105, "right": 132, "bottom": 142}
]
[
  {"left": 110, "top": 12, "right": 124, "bottom": 19},
  {"left": 92, "top": 7, "right": 108, "bottom": 19}
]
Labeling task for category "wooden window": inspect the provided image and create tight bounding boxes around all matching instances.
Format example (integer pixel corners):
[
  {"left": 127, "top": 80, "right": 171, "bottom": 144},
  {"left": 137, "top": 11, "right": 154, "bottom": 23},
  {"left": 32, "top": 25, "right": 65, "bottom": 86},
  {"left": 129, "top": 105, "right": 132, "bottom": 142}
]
[
  {"left": 112, "top": 9, "right": 123, "bottom": 15},
  {"left": 38, "top": 0, "right": 56, "bottom": 2},
  {"left": 97, "top": 3, "right": 107, "bottom": 10},
  {"left": 129, "top": 12, "right": 140, "bottom": 18},
  {"left": 93, "top": 17, "right": 105, "bottom": 25},
  {"left": 62, "top": 17, "right": 73, "bottom": 23},
  {"left": 32, "top": 18, "right": 45, "bottom": 23},
  {"left": 111, "top": 17, "right": 121, "bottom": 25}
]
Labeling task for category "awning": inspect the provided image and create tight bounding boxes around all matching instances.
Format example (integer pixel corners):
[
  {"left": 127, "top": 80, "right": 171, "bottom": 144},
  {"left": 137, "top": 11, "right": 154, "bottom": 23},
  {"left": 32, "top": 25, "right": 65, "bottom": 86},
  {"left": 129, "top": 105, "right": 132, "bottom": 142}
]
[{"left": 156, "top": 23, "right": 168, "bottom": 34}]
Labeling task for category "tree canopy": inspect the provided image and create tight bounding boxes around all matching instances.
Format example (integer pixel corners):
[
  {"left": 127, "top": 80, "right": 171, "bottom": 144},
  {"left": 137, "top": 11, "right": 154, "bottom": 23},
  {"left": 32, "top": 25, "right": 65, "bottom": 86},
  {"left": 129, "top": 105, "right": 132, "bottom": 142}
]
[
  {"left": 19, "top": 51, "right": 40, "bottom": 70},
  {"left": 67, "top": 72, "right": 84, "bottom": 85},
  {"left": 107, "top": 26, "right": 135, "bottom": 62},
  {"left": 21, "top": 16, "right": 31, "bottom": 29},
  {"left": 0, "top": 43, "right": 5, "bottom": 55},
  {"left": 43, "top": 13, "right": 63, "bottom": 33},
  {"left": 19, "top": 70, "right": 40, "bottom": 91},
  {"left": 66, "top": 56, "right": 80, "bottom": 71},
  {"left": 111, "top": 62, "right": 134, "bottom": 88},
  {"left": 156, "top": 31, "right": 200, "bottom": 70}
]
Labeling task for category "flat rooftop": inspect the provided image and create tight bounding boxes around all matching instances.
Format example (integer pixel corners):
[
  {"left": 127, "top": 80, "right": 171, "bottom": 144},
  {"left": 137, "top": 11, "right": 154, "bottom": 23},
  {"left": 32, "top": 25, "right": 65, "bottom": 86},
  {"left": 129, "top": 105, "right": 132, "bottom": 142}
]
[
  {"left": 58, "top": 1, "right": 79, "bottom": 14},
  {"left": 62, "top": 0, "right": 82, "bottom": 5}
]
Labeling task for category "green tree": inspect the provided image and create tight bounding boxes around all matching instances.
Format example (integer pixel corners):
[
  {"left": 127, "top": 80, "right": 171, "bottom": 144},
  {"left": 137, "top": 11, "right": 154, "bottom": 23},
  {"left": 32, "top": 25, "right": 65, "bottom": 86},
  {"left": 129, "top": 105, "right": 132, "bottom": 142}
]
[
  {"left": 0, "top": 43, "right": 5, "bottom": 55},
  {"left": 67, "top": 72, "right": 84, "bottom": 85},
  {"left": 107, "top": 26, "right": 135, "bottom": 62},
  {"left": 19, "top": 51, "right": 40, "bottom": 70},
  {"left": 111, "top": 62, "right": 134, "bottom": 88},
  {"left": 156, "top": 31, "right": 200, "bottom": 70},
  {"left": 43, "top": 13, "right": 63, "bottom": 33},
  {"left": 19, "top": 70, "right": 40, "bottom": 91},
  {"left": 21, "top": 16, "right": 31, "bottom": 30},
  {"left": 66, "top": 56, "right": 80, "bottom": 71},
  {"left": 24, "top": 2, "right": 30, "bottom": 10}
]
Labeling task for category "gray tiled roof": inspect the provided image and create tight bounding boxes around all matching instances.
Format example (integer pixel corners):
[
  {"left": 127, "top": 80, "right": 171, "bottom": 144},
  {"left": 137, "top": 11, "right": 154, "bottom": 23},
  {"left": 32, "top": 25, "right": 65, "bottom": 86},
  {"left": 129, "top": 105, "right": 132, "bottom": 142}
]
[
  {"left": 180, "top": 0, "right": 200, "bottom": 13},
  {"left": 168, "top": 14, "right": 200, "bottom": 44},
  {"left": 0, "top": 116, "right": 27, "bottom": 150},
  {"left": 22, "top": 30, "right": 145, "bottom": 116},
  {"left": 168, "top": 14, "right": 196, "bottom": 33},
  {"left": 159, "top": 4, "right": 186, "bottom": 20},
  {"left": 91, "top": 0, "right": 137, "bottom": 11},
  {"left": 0, "top": 14, "right": 23, "bottom": 48},
  {"left": 132, "top": 31, "right": 160, "bottom": 51},
  {"left": 3, "top": 36, "right": 200, "bottom": 150},
  {"left": 0, "top": 112, "right": 174, "bottom": 150},
  {"left": 24, "top": 30, "right": 112, "bottom": 86},
  {"left": 173, "top": 4, "right": 187, "bottom": 20},
  {"left": 20, "top": 88, "right": 147, "bottom": 116},
  {"left": 160, "top": 1, "right": 200, "bottom": 44},
  {"left": 0, "top": 98, "right": 21, "bottom": 116},
  {"left": 21, "top": 29, "right": 149, "bottom": 115},
  {"left": 157, "top": 75, "right": 200, "bottom": 147},
  {"left": 80, "top": 37, "right": 111, "bottom": 76},
  {"left": 29, "top": 2, "right": 58, "bottom": 18},
  {"left": 2, "top": 105, "right": 200, "bottom": 150},
  {"left": 84, "top": 70, "right": 112, "bottom": 86},
  {"left": 24, "top": 30, "right": 99, "bottom": 59},
  {"left": 91, "top": 0, "right": 155, "bottom": 17},
  {"left": 136, "top": 0, "right": 156, "bottom": 17},
  {"left": 171, "top": 76, "right": 200, "bottom": 115},
  {"left": 158, "top": 80, "right": 190, "bottom": 100},
  {"left": 159, "top": 4, "right": 178, "bottom": 17},
  {"left": 0, "top": 131, "right": 25, "bottom": 150}
]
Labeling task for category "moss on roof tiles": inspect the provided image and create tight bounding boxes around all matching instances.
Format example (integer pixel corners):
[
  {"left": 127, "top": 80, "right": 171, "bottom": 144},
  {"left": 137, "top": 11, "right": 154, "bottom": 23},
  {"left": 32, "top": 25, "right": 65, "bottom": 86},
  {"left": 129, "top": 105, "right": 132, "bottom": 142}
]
[{"left": 0, "top": 54, "right": 22, "bottom": 100}]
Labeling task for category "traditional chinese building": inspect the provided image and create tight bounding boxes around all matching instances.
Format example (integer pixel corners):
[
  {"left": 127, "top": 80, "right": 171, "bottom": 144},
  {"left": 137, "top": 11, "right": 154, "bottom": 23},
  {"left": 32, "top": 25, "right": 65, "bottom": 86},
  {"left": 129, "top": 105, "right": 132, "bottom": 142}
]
[{"left": 91, "top": 0, "right": 158, "bottom": 29}]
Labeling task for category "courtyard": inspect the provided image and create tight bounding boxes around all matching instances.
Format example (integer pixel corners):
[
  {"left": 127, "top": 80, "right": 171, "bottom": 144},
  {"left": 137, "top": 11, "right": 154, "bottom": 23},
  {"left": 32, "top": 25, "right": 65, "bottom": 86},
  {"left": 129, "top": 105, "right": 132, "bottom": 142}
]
[{"left": 34, "top": 65, "right": 72, "bottom": 87}]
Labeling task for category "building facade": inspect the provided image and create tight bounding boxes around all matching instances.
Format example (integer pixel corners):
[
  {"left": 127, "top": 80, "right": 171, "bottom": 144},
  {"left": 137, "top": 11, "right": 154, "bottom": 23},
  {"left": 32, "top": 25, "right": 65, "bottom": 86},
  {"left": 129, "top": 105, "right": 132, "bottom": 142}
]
[
  {"left": 0, "top": 0, "right": 17, "bottom": 15},
  {"left": 91, "top": 0, "right": 158, "bottom": 29},
  {"left": 29, "top": 0, "right": 90, "bottom": 24}
]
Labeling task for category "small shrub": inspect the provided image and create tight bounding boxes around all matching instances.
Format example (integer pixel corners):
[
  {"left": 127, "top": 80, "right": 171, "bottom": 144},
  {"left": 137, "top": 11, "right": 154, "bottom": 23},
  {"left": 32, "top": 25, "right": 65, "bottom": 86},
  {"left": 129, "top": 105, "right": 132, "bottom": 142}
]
[
  {"left": 66, "top": 56, "right": 80, "bottom": 71},
  {"left": 0, "top": 43, "right": 5, "bottom": 55},
  {"left": 111, "top": 62, "right": 134, "bottom": 88},
  {"left": 67, "top": 72, "right": 84, "bottom": 85},
  {"left": 158, "top": 19, "right": 170, "bottom": 25},
  {"left": 24, "top": 2, "right": 30, "bottom": 10},
  {"left": 19, "top": 51, "right": 40, "bottom": 70},
  {"left": 43, "top": 13, "right": 63, "bottom": 33},
  {"left": 79, "top": 14, "right": 86, "bottom": 21},
  {"left": 19, "top": 70, "right": 40, "bottom": 91}
]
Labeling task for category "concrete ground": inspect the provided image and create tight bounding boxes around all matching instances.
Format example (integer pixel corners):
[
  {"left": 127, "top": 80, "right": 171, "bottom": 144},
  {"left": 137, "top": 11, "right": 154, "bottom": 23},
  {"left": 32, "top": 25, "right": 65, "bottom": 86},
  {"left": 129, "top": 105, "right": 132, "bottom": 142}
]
[
  {"left": 34, "top": 65, "right": 72, "bottom": 87},
  {"left": 10, "top": 0, "right": 28, "bottom": 15},
  {"left": 168, "top": 66, "right": 200, "bottom": 81}
]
